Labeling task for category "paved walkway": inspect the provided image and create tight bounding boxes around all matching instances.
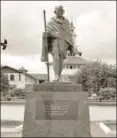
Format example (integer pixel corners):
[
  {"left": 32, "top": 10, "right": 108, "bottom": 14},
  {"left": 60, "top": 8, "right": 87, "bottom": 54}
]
[
  {"left": 91, "top": 122, "right": 108, "bottom": 137},
  {"left": 1, "top": 122, "right": 116, "bottom": 137}
]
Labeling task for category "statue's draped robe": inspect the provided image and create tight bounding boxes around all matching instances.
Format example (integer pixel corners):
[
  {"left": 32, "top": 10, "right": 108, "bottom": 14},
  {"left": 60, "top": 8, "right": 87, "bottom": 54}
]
[{"left": 41, "top": 17, "right": 74, "bottom": 62}]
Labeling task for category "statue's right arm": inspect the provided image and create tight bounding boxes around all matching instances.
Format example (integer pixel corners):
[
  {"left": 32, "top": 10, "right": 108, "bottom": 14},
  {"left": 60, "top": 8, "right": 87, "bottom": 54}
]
[{"left": 45, "top": 18, "right": 54, "bottom": 37}]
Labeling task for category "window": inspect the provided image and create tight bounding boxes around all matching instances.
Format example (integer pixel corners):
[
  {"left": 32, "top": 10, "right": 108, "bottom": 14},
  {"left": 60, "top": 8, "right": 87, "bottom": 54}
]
[
  {"left": 25, "top": 76, "right": 29, "bottom": 82},
  {"left": 39, "top": 80, "right": 45, "bottom": 83},
  {"left": 25, "top": 76, "right": 27, "bottom": 82},
  {"left": 19, "top": 74, "right": 21, "bottom": 81},
  {"left": 10, "top": 74, "right": 15, "bottom": 81},
  {"left": 70, "top": 65, "right": 73, "bottom": 69}
]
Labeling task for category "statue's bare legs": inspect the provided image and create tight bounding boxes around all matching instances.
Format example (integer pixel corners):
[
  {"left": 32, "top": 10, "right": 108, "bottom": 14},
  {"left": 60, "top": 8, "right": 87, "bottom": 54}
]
[
  {"left": 53, "top": 54, "right": 63, "bottom": 81},
  {"left": 59, "top": 55, "right": 63, "bottom": 80},
  {"left": 53, "top": 54, "right": 59, "bottom": 81}
]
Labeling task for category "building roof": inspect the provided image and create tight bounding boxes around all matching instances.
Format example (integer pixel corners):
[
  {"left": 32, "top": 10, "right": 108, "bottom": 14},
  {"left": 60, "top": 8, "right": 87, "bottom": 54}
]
[
  {"left": 1, "top": 65, "right": 22, "bottom": 73},
  {"left": 29, "top": 74, "right": 48, "bottom": 80},
  {"left": 19, "top": 66, "right": 28, "bottom": 72},
  {"left": 1, "top": 65, "right": 38, "bottom": 80},
  {"left": 49, "top": 56, "right": 87, "bottom": 65},
  {"left": 63, "top": 56, "right": 88, "bottom": 65}
]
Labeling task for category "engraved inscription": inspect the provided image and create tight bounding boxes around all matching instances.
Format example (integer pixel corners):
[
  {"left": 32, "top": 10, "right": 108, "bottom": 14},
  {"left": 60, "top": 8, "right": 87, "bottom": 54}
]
[
  {"left": 45, "top": 104, "right": 68, "bottom": 116},
  {"left": 36, "top": 100, "right": 78, "bottom": 120}
]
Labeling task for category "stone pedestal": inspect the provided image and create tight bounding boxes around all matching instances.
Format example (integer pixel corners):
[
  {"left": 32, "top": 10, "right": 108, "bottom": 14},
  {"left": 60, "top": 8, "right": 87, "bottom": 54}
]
[
  {"left": 49, "top": 63, "right": 55, "bottom": 81},
  {"left": 22, "top": 83, "right": 91, "bottom": 137}
]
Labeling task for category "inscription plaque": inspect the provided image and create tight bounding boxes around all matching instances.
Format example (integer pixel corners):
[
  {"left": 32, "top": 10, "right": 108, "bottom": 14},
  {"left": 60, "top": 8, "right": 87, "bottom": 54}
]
[{"left": 36, "top": 100, "right": 78, "bottom": 120}]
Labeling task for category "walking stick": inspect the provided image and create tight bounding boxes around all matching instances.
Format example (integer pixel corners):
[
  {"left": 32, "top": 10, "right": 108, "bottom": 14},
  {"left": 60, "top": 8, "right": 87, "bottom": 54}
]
[{"left": 43, "top": 10, "right": 50, "bottom": 81}]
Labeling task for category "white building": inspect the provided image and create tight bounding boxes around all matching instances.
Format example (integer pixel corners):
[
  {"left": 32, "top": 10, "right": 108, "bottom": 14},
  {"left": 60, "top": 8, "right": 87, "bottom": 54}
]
[
  {"left": 62, "top": 55, "right": 87, "bottom": 76},
  {"left": 1, "top": 66, "right": 47, "bottom": 89},
  {"left": 48, "top": 54, "right": 87, "bottom": 81}
]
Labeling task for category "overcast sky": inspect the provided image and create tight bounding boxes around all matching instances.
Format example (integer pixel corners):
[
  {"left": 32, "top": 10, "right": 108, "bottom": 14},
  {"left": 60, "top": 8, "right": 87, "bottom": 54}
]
[{"left": 1, "top": 1, "right": 116, "bottom": 73}]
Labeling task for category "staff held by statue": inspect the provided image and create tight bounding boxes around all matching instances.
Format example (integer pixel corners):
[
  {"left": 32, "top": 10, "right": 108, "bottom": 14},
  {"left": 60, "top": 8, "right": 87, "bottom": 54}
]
[{"left": 43, "top": 10, "right": 50, "bottom": 81}]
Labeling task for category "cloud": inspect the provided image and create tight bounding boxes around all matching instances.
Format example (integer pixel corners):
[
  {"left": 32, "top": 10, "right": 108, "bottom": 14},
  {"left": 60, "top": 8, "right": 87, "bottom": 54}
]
[
  {"left": 75, "top": 4, "right": 116, "bottom": 61},
  {"left": 1, "top": 1, "right": 59, "bottom": 56},
  {"left": 1, "top": 53, "right": 47, "bottom": 73},
  {"left": 1, "top": 52, "right": 53, "bottom": 73}
]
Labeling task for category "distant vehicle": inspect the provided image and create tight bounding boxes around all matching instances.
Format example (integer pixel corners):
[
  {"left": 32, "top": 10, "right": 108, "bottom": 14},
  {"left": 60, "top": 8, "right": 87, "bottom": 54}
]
[
  {"left": 91, "top": 93, "right": 97, "bottom": 97},
  {"left": 88, "top": 93, "right": 98, "bottom": 100},
  {"left": 88, "top": 96, "right": 98, "bottom": 100},
  {"left": 88, "top": 97, "right": 93, "bottom": 100}
]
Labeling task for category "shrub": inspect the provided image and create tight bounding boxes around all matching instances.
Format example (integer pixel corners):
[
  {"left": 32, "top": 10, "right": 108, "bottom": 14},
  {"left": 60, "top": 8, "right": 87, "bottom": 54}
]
[
  {"left": 99, "top": 87, "right": 116, "bottom": 100},
  {"left": 73, "top": 60, "right": 116, "bottom": 95},
  {"left": 1, "top": 73, "right": 9, "bottom": 100},
  {"left": 9, "top": 88, "right": 26, "bottom": 99}
]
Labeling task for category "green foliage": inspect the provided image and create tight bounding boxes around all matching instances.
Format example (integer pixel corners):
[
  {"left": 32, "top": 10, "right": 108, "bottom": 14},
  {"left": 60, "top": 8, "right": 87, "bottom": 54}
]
[
  {"left": 99, "top": 87, "right": 116, "bottom": 100},
  {"left": 8, "top": 88, "right": 26, "bottom": 99},
  {"left": 1, "top": 73, "right": 9, "bottom": 100},
  {"left": 107, "top": 77, "right": 116, "bottom": 87},
  {"left": 1, "top": 77, "right": 26, "bottom": 100},
  {"left": 72, "top": 60, "right": 116, "bottom": 96}
]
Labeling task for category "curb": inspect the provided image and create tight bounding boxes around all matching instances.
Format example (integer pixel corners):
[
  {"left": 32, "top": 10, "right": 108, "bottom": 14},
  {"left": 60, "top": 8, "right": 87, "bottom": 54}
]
[
  {"left": 1, "top": 120, "right": 23, "bottom": 127},
  {"left": 1, "top": 124, "right": 23, "bottom": 133},
  {"left": 99, "top": 122, "right": 111, "bottom": 134}
]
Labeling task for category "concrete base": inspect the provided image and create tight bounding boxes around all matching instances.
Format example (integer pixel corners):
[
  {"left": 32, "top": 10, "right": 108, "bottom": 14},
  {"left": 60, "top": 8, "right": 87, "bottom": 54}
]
[
  {"left": 22, "top": 83, "right": 91, "bottom": 137},
  {"left": 2, "top": 122, "right": 116, "bottom": 137}
]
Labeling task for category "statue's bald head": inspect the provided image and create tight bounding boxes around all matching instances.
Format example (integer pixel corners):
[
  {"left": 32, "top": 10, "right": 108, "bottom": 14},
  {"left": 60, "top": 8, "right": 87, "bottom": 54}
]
[{"left": 54, "top": 5, "right": 65, "bottom": 17}]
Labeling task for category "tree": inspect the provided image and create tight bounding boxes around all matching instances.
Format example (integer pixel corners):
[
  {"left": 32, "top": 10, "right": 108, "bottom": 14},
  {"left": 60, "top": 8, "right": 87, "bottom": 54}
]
[
  {"left": 9, "top": 88, "right": 26, "bottom": 99},
  {"left": 1, "top": 73, "right": 9, "bottom": 99},
  {"left": 99, "top": 87, "right": 116, "bottom": 100},
  {"left": 71, "top": 60, "right": 116, "bottom": 95}
]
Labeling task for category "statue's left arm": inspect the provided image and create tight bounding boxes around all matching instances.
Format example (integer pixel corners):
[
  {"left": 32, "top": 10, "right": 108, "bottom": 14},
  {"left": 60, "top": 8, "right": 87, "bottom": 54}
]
[{"left": 64, "top": 19, "right": 75, "bottom": 55}]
